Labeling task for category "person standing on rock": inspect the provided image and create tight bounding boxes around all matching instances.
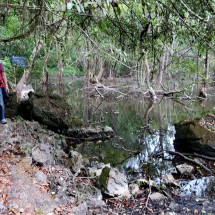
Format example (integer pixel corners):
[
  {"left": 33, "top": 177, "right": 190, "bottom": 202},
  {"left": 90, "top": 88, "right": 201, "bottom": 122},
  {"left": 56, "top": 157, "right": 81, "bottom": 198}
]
[{"left": 0, "top": 62, "right": 9, "bottom": 124}]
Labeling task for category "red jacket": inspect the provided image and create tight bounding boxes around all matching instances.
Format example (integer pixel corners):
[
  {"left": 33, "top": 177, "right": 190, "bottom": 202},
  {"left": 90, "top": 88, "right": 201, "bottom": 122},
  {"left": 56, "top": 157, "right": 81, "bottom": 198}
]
[{"left": 0, "top": 63, "right": 5, "bottom": 88}]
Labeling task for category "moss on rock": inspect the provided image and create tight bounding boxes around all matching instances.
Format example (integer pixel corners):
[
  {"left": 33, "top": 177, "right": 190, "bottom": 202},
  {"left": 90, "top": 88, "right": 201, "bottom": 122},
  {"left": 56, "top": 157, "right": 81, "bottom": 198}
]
[
  {"left": 97, "top": 166, "right": 111, "bottom": 190},
  {"left": 174, "top": 114, "right": 215, "bottom": 156}
]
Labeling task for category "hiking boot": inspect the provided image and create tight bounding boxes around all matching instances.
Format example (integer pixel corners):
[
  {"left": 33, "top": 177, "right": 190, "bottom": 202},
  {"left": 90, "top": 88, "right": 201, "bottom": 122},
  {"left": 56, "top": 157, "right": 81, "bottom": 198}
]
[{"left": 1, "top": 119, "right": 7, "bottom": 124}]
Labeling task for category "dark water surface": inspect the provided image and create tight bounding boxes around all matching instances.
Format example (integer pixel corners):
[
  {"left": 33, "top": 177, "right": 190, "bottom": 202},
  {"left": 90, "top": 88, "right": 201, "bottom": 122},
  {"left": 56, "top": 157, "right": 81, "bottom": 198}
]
[{"left": 37, "top": 79, "right": 215, "bottom": 197}]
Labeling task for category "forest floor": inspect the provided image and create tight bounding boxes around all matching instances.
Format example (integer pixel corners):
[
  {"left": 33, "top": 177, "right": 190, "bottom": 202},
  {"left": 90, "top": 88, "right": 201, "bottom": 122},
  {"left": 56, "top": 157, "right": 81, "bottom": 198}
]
[{"left": 0, "top": 119, "right": 214, "bottom": 215}]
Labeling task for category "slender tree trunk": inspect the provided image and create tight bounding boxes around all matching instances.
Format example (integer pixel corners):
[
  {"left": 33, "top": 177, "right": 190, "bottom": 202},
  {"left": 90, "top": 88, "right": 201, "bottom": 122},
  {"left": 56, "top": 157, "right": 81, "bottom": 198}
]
[
  {"left": 16, "top": 42, "right": 43, "bottom": 98},
  {"left": 42, "top": 48, "right": 49, "bottom": 85},
  {"left": 157, "top": 44, "right": 166, "bottom": 86},
  {"left": 144, "top": 52, "right": 157, "bottom": 101},
  {"left": 86, "top": 39, "right": 92, "bottom": 87},
  {"left": 199, "top": 49, "right": 209, "bottom": 98},
  {"left": 158, "top": 105, "right": 164, "bottom": 155},
  {"left": 58, "top": 59, "right": 63, "bottom": 85},
  {"left": 56, "top": 40, "right": 63, "bottom": 85},
  {"left": 136, "top": 62, "right": 140, "bottom": 86},
  {"left": 139, "top": 101, "right": 155, "bottom": 144},
  {"left": 96, "top": 57, "right": 104, "bottom": 82},
  {"left": 83, "top": 89, "right": 90, "bottom": 126}
]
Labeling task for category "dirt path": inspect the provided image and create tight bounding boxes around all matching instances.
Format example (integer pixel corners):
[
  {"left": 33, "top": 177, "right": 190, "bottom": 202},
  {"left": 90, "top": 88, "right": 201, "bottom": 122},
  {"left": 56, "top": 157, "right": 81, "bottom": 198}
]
[
  {"left": 0, "top": 153, "right": 58, "bottom": 214},
  {"left": 0, "top": 120, "right": 59, "bottom": 215}
]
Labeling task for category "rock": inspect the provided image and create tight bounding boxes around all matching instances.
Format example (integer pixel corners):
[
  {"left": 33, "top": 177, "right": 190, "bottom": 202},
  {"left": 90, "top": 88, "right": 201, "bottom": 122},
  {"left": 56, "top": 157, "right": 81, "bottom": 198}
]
[
  {"left": 168, "top": 202, "right": 179, "bottom": 210},
  {"left": 165, "top": 212, "right": 178, "bottom": 215},
  {"left": 20, "top": 84, "right": 34, "bottom": 100},
  {"left": 163, "top": 174, "right": 180, "bottom": 187},
  {"left": 67, "top": 183, "right": 103, "bottom": 205},
  {"left": 176, "top": 164, "right": 194, "bottom": 174},
  {"left": 67, "top": 125, "right": 114, "bottom": 141},
  {"left": 135, "top": 178, "right": 158, "bottom": 189},
  {"left": 17, "top": 93, "right": 114, "bottom": 142},
  {"left": 17, "top": 92, "right": 81, "bottom": 132},
  {"left": 32, "top": 144, "right": 53, "bottom": 165},
  {"left": 97, "top": 167, "right": 130, "bottom": 197},
  {"left": 5, "top": 93, "right": 18, "bottom": 118},
  {"left": 180, "top": 176, "right": 215, "bottom": 197},
  {"left": 67, "top": 151, "right": 84, "bottom": 174},
  {"left": 174, "top": 114, "right": 215, "bottom": 156},
  {"left": 87, "top": 198, "right": 106, "bottom": 208},
  {"left": 87, "top": 162, "right": 111, "bottom": 177},
  {"left": 149, "top": 192, "right": 166, "bottom": 201},
  {"left": 0, "top": 201, "right": 7, "bottom": 214},
  {"left": 8, "top": 163, "right": 58, "bottom": 214},
  {"left": 33, "top": 171, "right": 48, "bottom": 184},
  {"left": 71, "top": 202, "right": 87, "bottom": 215},
  {"left": 129, "top": 183, "right": 140, "bottom": 195}
]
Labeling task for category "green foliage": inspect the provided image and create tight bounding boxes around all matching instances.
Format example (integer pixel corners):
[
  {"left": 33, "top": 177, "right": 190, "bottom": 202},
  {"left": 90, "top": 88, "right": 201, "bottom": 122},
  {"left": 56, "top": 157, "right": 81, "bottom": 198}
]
[
  {"left": 0, "top": 0, "right": 215, "bottom": 87},
  {"left": 1, "top": 57, "right": 14, "bottom": 79},
  {"left": 64, "top": 65, "right": 84, "bottom": 76}
]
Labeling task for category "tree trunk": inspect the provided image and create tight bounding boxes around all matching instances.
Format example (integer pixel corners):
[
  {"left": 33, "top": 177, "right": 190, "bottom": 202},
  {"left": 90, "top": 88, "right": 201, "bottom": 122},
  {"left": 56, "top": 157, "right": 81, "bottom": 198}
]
[
  {"left": 56, "top": 40, "right": 63, "bottom": 85},
  {"left": 16, "top": 42, "right": 43, "bottom": 98},
  {"left": 199, "top": 49, "right": 209, "bottom": 98},
  {"left": 157, "top": 44, "right": 166, "bottom": 86},
  {"left": 86, "top": 39, "right": 93, "bottom": 86},
  {"left": 144, "top": 52, "right": 157, "bottom": 101},
  {"left": 42, "top": 48, "right": 49, "bottom": 85},
  {"left": 58, "top": 59, "right": 63, "bottom": 85},
  {"left": 139, "top": 101, "right": 155, "bottom": 144},
  {"left": 96, "top": 57, "right": 104, "bottom": 82}
]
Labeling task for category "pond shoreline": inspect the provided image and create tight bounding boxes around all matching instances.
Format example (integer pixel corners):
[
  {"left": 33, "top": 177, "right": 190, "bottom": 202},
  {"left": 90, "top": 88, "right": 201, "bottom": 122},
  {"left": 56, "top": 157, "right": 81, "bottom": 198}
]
[{"left": 0, "top": 118, "right": 214, "bottom": 214}]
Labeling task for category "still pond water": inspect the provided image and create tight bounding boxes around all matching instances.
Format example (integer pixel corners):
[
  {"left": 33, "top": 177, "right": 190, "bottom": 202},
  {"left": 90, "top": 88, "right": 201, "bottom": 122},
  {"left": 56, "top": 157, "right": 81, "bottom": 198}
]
[{"left": 37, "top": 79, "right": 215, "bottom": 198}]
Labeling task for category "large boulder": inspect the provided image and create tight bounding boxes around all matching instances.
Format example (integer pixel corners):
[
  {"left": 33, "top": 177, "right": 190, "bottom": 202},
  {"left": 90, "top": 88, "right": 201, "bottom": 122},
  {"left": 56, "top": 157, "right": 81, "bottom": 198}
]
[
  {"left": 17, "top": 92, "right": 114, "bottom": 142},
  {"left": 96, "top": 167, "right": 130, "bottom": 197},
  {"left": 17, "top": 92, "right": 82, "bottom": 132},
  {"left": 174, "top": 114, "right": 215, "bottom": 156}
]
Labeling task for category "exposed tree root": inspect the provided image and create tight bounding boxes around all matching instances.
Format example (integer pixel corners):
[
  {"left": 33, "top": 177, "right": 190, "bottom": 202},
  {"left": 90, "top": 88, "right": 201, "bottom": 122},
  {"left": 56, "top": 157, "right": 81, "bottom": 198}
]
[{"left": 155, "top": 150, "right": 212, "bottom": 174}]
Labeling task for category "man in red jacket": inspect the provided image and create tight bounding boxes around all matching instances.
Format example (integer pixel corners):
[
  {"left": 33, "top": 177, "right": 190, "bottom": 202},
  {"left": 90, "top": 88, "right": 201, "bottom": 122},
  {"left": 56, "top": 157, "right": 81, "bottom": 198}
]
[{"left": 0, "top": 62, "right": 9, "bottom": 124}]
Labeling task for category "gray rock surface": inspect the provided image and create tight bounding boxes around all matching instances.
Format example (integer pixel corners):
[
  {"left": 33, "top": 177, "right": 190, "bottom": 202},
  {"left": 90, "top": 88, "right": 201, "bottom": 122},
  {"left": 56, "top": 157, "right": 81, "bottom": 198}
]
[
  {"left": 97, "top": 167, "right": 130, "bottom": 197},
  {"left": 32, "top": 144, "right": 53, "bottom": 165},
  {"left": 33, "top": 171, "right": 48, "bottom": 184},
  {"left": 174, "top": 114, "right": 215, "bottom": 156},
  {"left": 71, "top": 202, "right": 88, "bottom": 215}
]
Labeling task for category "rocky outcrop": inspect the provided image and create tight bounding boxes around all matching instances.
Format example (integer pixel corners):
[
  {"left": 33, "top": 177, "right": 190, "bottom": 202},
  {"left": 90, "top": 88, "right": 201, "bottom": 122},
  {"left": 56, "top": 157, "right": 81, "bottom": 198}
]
[
  {"left": 17, "top": 92, "right": 78, "bottom": 132},
  {"left": 16, "top": 92, "right": 114, "bottom": 141},
  {"left": 0, "top": 119, "right": 107, "bottom": 213},
  {"left": 66, "top": 125, "right": 114, "bottom": 143},
  {"left": 174, "top": 114, "right": 215, "bottom": 156}
]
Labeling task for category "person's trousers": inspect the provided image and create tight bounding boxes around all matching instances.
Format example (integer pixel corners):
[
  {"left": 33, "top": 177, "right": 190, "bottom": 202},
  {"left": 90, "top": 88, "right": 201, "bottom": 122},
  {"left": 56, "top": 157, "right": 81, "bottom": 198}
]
[{"left": 0, "top": 88, "right": 5, "bottom": 121}]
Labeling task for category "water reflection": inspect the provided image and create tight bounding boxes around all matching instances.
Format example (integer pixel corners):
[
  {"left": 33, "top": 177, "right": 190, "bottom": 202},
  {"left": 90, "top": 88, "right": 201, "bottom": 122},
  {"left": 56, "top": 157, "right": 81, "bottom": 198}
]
[
  {"left": 34, "top": 80, "right": 214, "bottom": 197},
  {"left": 36, "top": 81, "right": 214, "bottom": 166},
  {"left": 180, "top": 176, "right": 215, "bottom": 197},
  {"left": 121, "top": 123, "right": 175, "bottom": 174}
]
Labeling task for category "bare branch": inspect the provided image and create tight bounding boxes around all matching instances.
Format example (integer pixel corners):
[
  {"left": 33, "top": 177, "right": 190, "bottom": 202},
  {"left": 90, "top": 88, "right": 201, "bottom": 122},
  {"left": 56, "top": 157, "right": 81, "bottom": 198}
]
[{"left": 179, "top": 0, "right": 204, "bottom": 21}]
